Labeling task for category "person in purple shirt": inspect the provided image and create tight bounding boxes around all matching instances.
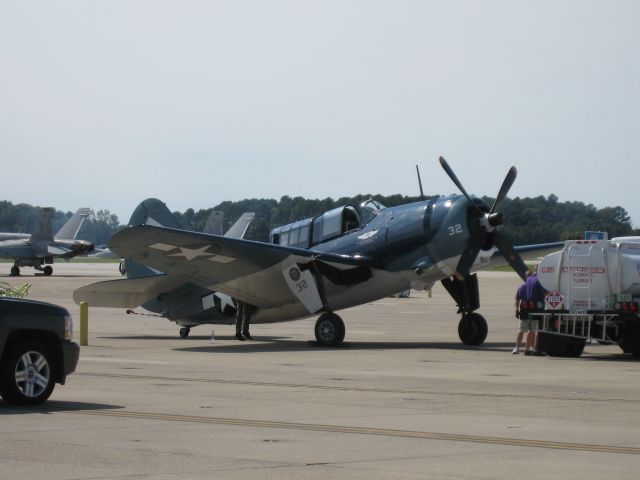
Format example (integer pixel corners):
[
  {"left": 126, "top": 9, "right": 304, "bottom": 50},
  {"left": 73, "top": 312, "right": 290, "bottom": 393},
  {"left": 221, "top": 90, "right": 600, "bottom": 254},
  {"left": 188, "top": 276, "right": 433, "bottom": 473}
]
[{"left": 513, "top": 271, "right": 547, "bottom": 355}]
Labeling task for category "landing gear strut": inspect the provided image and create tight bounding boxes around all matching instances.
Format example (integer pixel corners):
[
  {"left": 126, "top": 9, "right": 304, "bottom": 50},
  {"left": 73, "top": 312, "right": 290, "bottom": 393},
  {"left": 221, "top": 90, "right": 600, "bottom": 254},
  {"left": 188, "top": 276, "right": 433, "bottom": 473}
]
[
  {"left": 179, "top": 327, "right": 191, "bottom": 338},
  {"left": 314, "top": 312, "right": 345, "bottom": 346},
  {"left": 458, "top": 313, "right": 488, "bottom": 346}
]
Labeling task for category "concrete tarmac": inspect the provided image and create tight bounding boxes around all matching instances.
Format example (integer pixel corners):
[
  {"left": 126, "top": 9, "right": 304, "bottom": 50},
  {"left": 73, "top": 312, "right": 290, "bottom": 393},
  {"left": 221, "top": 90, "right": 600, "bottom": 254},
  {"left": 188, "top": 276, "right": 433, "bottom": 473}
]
[{"left": 1, "top": 263, "right": 639, "bottom": 479}]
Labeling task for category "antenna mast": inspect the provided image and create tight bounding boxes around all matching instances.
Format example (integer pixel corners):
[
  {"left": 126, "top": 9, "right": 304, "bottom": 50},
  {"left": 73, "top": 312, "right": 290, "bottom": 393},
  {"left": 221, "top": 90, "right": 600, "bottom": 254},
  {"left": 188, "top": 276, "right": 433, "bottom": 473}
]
[{"left": 416, "top": 165, "right": 425, "bottom": 201}]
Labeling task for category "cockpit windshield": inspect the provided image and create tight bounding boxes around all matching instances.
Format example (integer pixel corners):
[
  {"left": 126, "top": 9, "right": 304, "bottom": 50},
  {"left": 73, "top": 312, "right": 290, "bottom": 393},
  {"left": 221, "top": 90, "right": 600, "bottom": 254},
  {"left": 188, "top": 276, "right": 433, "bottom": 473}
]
[{"left": 359, "top": 199, "right": 386, "bottom": 225}]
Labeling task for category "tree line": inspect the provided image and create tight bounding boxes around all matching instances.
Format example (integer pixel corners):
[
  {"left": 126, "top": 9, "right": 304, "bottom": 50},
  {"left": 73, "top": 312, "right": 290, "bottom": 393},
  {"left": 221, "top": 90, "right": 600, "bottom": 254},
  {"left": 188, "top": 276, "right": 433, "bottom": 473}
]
[{"left": 0, "top": 194, "right": 636, "bottom": 246}]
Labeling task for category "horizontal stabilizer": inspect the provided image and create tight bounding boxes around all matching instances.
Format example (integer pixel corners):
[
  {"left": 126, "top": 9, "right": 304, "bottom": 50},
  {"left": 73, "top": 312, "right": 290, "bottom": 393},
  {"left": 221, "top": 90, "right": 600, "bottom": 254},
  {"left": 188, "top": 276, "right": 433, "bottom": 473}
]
[
  {"left": 73, "top": 274, "right": 187, "bottom": 308},
  {"left": 48, "top": 245, "right": 71, "bottom": 255}
]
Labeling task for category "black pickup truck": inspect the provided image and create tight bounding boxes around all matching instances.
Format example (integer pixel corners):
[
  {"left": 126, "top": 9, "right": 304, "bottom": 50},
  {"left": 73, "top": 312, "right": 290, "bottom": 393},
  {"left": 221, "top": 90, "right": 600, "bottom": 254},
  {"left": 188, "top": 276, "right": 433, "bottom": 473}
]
[{"left": 0, "top": 297, "right": 79, "bottom": 405}]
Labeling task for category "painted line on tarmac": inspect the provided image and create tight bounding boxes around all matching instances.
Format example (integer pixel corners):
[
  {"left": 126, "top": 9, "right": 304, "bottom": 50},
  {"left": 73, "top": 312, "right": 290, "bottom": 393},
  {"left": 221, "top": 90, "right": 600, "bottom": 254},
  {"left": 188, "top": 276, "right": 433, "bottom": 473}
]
[
  {"left": 70, "top": 408, "right": 640, "bottom": 455},
  {"left": 76, "top": 372, "right": 640, "bottom": 404}
]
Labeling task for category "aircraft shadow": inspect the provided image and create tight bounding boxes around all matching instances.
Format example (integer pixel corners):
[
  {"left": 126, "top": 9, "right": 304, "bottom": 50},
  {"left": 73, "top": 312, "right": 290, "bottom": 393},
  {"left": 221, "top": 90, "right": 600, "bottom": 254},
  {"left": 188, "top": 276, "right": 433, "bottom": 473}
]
[
  {"left": 174, "top": 339, "right": 514, "bottom": 354},
  {"left": 0, "top": 400, "right": 123, "bottom": 415}
]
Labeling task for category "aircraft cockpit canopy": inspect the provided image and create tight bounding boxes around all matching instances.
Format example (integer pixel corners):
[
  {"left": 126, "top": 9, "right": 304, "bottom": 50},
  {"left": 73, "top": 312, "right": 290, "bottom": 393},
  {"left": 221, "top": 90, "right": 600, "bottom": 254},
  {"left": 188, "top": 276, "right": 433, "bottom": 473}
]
[
  {"left": 359, "top": 199, "right": 386, "bottom": 225},
  {"left": 270, "top": 205, "right": 363, "bottom": 248}
]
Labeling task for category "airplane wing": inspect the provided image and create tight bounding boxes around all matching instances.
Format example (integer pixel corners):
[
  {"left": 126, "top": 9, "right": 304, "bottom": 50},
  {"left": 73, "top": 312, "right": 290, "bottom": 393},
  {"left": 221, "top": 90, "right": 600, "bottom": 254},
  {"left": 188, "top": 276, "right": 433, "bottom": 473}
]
[
  {"left": 473, "top": 241, "right": 564, "bottom": 271},
  {"left": 74, "top": 273, "right": 188, "bottom": 308},
  {"left": 47, "top": 245, "right": 71, "bottom": 255},
  {"left": 109, "top": 225, "right": 374, "bottom": 310}
]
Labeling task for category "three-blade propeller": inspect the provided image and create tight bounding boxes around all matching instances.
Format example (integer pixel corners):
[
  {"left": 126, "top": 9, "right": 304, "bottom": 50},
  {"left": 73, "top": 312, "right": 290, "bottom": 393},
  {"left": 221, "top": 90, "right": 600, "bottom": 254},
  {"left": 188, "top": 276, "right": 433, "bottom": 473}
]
[{"left": 438, "top": 156, "right": 529, "bottom": 281}]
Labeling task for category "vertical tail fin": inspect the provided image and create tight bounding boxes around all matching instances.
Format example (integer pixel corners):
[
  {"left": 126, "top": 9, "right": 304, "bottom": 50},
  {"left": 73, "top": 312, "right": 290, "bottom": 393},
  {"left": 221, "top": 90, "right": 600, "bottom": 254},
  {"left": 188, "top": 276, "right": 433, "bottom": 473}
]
[
  {"left": 224, "top": 212, "right": 255, "bottom": 239},
  {"left": 124, "top": 199, "right": 182, "bottom": 279},
  {"left": 128, "top": 198, "right": 182, "bottom": 229},
  {"left": 203, "top": 211, "right": 224, "bottom": 235},
  {"left": 55, "top": 208, "right": 90, "bottom": 240},
  {"left": 29, "top": 208, "right": 54, "bottom": 243}
]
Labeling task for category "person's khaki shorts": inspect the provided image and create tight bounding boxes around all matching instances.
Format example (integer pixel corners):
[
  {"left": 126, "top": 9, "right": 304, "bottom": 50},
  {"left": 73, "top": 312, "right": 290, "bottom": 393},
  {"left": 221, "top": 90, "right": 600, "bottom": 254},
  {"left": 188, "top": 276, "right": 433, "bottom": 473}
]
[{"left": 519, "top": 318, "right": 539, "bottom": 332}]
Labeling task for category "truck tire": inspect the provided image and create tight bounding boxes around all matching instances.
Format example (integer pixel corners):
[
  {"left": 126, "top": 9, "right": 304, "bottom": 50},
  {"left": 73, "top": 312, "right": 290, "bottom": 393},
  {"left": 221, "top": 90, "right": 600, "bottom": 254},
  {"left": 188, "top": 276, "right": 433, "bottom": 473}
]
[
  {"left": 539, "top": 333, "right": 585, "bottom": 357},
  {"left": 0, "top": 341, "right": 57, "bottom": 405}
]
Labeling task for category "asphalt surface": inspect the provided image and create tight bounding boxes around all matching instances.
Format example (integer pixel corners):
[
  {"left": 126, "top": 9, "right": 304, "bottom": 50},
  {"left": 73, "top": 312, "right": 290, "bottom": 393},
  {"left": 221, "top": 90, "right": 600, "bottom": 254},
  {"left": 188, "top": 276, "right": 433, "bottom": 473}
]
[{"left": 1, "top": 263, "right": 639, "bottom": 479}]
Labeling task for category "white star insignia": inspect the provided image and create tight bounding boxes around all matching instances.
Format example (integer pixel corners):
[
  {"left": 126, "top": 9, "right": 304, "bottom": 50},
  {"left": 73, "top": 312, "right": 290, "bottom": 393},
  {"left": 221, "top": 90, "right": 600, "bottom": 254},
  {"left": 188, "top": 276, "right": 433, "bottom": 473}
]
[{"left": 167, "top": 245, "right": 214, "bottom": 261}]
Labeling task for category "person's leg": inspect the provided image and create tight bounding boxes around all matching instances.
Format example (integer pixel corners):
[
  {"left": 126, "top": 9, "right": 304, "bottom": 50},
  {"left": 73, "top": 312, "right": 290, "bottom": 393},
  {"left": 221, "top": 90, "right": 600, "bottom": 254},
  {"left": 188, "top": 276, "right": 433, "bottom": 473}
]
[
  {"left": 513, "top": 330, "right": 524, "bottom": 353},
  {"left": 525, "top": 330, "right": 535, "bottom": 353},
  {"left": 241, "top": 305, "right": 252, "bottom": 340},
  {"left": 235, "top": 302, "right": 245, "bottom": 340}
]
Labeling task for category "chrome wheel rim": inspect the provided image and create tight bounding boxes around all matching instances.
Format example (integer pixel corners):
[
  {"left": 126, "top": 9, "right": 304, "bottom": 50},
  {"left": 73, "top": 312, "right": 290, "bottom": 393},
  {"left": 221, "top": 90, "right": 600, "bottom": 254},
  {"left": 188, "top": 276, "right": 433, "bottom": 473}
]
[{"left": 15, "top": 351, "right": 50, "bottom": 398}]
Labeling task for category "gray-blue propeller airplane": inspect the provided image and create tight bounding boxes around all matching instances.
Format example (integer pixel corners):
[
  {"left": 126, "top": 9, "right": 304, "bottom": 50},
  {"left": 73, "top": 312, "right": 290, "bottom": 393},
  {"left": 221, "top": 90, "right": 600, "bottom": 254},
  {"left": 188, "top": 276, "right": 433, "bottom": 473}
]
[{"left": 75, "top": 158, "right": 560, "bottom": 346}]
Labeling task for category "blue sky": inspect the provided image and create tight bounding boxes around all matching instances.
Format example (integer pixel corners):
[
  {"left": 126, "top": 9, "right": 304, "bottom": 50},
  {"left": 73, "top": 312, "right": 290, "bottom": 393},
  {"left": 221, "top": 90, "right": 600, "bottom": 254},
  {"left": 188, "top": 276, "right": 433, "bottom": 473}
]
[{"left": 2, "top": 1, "right": 639, "bottom": 226}]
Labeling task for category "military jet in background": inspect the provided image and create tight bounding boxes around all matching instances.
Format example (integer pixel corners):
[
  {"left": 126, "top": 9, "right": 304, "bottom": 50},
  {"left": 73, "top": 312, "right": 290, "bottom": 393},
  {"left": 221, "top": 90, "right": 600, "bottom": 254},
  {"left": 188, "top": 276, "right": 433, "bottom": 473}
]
[
  {"left": 76, "top": 198, "right": 255, "bottom": 337},
  {"left": 75, "top": 159, "right": 561, "bottom": 345},
  {"left": 0, "top": 207, "right": 94, "bottom": 276},
  {"left": 0, "top": 207, "right": 90, "bottom": 242}
]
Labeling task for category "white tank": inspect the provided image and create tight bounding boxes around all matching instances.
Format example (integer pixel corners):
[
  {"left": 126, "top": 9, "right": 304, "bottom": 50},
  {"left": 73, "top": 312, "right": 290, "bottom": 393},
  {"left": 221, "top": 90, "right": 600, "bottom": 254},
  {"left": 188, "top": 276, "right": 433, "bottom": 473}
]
[{"left": 537, "top": 238, "right": 640, "bottom": 311}]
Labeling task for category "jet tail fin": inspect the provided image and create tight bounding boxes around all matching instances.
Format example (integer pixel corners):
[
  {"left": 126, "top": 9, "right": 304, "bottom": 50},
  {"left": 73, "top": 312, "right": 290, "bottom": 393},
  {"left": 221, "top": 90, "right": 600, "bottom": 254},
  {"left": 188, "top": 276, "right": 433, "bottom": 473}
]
[
  {"left": 202, "top": 211, "right": 224, "bottom": 235},
  {"left": 29, "top": 208, "right": 55, "bottom": 243},
  {"left": 224, "top": 212, "right": 255, "bottom": 239},
  {"left": 55, "top": 208, "right": 90, "bottom": 240}
]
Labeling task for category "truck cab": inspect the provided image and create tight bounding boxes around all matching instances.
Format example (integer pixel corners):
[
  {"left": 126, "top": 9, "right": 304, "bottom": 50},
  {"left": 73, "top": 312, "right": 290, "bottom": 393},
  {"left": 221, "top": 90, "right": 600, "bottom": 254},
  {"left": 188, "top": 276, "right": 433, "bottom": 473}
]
[{"left": 0, "top": 297, "right": 80, "bottom": 405}]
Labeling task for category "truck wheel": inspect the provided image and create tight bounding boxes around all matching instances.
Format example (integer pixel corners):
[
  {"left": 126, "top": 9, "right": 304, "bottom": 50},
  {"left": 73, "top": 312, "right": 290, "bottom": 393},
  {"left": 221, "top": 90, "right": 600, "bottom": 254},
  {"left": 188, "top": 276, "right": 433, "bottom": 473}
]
[{"left": 0, "top": 341, "right": 57, "bottom": 405}]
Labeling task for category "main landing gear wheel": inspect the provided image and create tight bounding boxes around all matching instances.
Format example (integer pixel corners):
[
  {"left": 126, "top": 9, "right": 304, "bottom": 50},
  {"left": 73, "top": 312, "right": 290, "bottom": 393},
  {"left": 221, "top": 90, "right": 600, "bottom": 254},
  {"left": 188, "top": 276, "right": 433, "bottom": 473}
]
[
  {"left": 10, "top": 266, "right": 20, "bottom": 276},
  {"left": 179, "top": 327, "right": 191, "bottom": 338},
  {"left": 458, "top": 313, "right": 488, "bottom": 346},
  {"left": 314, "top": 312, "right": 345, "bottom": 347},
  {"left": 43, "top": 265, "right": 53, "bottom": 276}
]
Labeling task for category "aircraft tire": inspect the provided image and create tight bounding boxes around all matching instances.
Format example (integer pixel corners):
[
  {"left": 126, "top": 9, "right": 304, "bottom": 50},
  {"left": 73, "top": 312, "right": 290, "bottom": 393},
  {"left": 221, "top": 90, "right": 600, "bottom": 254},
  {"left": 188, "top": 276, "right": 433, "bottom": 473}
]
[
  {"left": 10, "top": 266, "right": 20, "bottom": 276},
  {"left": 458, "top": 313, "right": 488, "bottom": 346},
  {"left": 43, "top": 266, "right": 53, "bottom": 276},
  {"left": 315, "top": 313, "right": 345, "bottom": 347},
  {"left": 179, "top": 327, "right": 190, "bottom": 338}
]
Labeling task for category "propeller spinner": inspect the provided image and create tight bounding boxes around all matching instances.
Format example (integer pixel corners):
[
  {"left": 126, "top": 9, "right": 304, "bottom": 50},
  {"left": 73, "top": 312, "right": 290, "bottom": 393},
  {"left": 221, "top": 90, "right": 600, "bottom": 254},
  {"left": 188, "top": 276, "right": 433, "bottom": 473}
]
[{"left": 438, "top": 156, "right": 529, "bottom": 281}]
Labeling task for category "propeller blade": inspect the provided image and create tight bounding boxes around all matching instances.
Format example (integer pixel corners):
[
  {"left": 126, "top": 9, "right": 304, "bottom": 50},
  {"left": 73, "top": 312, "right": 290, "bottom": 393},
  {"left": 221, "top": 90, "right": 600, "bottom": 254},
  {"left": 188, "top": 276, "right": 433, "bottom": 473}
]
[
  {"left": 493, "top": 231, "right": 530, "bottom": 281},
  {"left": 490, "top": 166, "right": 517, "bottom": 213},
  {"left": 439, "top": 156, "right": 483, "bottom": 215}
]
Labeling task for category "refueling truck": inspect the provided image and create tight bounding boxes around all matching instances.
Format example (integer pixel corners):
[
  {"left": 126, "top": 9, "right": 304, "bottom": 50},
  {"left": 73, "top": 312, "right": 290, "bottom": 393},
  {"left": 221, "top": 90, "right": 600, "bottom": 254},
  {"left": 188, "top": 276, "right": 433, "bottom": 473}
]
[{"left": 526, "top": 231, "right": 640, "bottom": 358}]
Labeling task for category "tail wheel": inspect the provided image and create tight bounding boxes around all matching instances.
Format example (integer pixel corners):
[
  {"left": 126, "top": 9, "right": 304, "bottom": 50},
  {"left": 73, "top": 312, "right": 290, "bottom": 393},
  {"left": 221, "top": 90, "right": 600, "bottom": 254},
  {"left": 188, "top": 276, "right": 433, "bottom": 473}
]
[{"left": 458, "top": 313, "right": 488, "bottom": 346}]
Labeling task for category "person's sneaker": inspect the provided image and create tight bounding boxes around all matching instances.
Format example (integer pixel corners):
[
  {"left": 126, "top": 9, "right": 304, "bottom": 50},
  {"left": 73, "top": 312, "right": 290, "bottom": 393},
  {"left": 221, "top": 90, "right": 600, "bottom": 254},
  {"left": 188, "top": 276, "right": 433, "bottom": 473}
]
[
  {"left": 242, "top": 331, "right": 252, "bottom": 340},
  {"left": 512, "top": 348, "right": 519, "bottom": 354},
  {"left": 235, "top": 332, "right": 245, "bottom": 341}
]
